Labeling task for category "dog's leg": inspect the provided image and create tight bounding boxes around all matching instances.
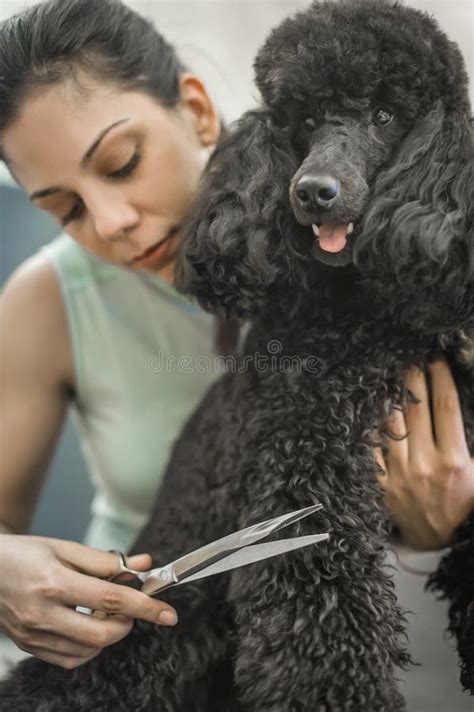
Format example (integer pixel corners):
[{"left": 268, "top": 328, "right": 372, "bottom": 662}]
[{"left": 0, "top": 378, "right": 240, "bottom": 711}]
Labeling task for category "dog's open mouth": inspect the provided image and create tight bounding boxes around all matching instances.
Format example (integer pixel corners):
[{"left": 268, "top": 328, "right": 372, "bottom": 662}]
[
  {"left": 310, "top": 220, "right": 357, "bottom": 267},
  {"left": 312, "top": 222, "right": 354, "bottom": 253}
]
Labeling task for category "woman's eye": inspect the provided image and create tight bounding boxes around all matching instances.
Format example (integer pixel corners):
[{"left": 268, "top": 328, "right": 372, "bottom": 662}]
[
  {"left": 108, "top": 152, "right": 141, "bottom": 178},
  {"left": 61, "top": 200, "right": 84, "bottom": 226},
  {"left": 302, "top": 116, "right": 317, "bottom": 131},
  {"left": 372, "top": 107, "right": 394, "bottom": 126}
]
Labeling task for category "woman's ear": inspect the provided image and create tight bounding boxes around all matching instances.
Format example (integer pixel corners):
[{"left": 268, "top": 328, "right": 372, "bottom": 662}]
[
  {"left": 176, "top": 109, "right": 296, "bottom": 318},
  {"left": 179, "top": 73, "right": 221, "bottom": 147},
  {"left": 354, "top": 101, "right": 473, "bottom": 330}
]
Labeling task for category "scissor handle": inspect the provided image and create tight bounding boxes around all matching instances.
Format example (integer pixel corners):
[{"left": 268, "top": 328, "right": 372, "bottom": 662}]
[
  {"left": 105, "top": 550, "right": 176, "bottom": 595},
  {"left": 105, "top": 550, "right": 143, "bottom": 589}
]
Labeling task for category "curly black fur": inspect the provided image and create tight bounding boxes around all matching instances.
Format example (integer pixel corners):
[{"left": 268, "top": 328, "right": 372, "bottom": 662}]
[
  {"left": 0, "top": 1, "right": 472, "bottom": 710},
  {"left": 426, "top": 511, "right": 474, "bottom": 692}
]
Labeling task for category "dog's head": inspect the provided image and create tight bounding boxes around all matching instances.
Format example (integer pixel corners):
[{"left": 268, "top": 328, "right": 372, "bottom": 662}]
[{"left": 178, "top": 0, "right": 472, "bottom": 323}]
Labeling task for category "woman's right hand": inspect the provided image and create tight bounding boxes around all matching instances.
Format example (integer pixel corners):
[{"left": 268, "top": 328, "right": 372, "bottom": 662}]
[{"left": 0, "top": 535, "right": 178, "bottom": 669}]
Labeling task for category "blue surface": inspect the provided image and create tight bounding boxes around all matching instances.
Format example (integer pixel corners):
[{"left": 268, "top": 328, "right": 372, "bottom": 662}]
[{"left": 1, "top": 183, "right": 93, "bottom": 542}]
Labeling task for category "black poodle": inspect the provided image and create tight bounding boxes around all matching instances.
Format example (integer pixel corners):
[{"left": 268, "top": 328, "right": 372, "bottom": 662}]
[{"left": 1, "top": 0, "right": 472, "bottom": 709}]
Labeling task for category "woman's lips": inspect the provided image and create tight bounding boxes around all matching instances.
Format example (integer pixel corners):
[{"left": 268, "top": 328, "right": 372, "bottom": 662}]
[{"left": 129, "top": 228, "right": 179, "bottom": 269}]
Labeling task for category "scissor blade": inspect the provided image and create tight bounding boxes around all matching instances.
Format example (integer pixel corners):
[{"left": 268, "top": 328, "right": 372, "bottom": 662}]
[
  {"left": 175, "top": 533, "right": 329, "bottom": 585},
  {"left": 164, "top": 503, "right": 323, "bottom": 584}
]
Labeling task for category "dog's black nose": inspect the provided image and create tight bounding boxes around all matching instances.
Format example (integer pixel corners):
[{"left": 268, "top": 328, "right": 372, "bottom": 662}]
[{"left": 295, "top": 175, "right": 340, "bottom": 209}]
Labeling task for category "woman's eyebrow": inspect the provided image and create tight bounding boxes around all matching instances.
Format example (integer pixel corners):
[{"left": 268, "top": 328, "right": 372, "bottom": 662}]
[{"left": 29, "top": 117, "right": 132, "bottom": 201}]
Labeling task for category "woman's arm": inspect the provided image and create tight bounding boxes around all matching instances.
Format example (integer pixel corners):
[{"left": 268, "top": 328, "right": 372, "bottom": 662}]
[
  {"left": 0, "top": 256, "right": 179, "bottom": 670},
  {"left": 0, "top": 254, "right": 74, "bottom": 534},
  {"left": 376, "top": 361, "right": 474, "bottom": 550}
]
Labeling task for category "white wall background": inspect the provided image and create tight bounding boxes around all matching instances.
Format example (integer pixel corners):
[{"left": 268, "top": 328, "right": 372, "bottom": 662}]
[
  {"left": 0, "top": 0, "right": 472, "bottom": 186},
  {"left": 0, "top": 0, "right": 472, "bottom": 120}
]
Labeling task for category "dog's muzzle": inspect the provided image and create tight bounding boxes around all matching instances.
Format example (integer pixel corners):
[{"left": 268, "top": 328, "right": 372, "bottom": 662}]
[{"left": 290, "top": 169, "right": 366, "bottom": 267}]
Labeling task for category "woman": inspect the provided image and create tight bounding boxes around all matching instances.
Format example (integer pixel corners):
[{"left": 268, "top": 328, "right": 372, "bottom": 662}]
[{"left": 0, "top": 0, "right": 472, "bottom": 683}]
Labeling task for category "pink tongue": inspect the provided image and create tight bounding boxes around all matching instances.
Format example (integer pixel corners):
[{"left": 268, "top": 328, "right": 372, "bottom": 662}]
[{"left": 318, "top": 224, "right": 348, "bottom": 253}]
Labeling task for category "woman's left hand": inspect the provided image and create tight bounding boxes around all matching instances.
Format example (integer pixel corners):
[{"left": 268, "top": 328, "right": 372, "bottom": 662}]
[{"left": 375, "top": 360, "right": 474, "bottom": 550}]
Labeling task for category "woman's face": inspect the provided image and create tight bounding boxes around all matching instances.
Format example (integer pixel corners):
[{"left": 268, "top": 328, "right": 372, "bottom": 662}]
[{"left": 1, "top": 71, "right": 220, "bottom": 282}]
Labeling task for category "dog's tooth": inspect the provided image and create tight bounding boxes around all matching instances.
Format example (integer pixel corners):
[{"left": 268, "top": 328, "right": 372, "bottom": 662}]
[
  {"left": 312, "top": 224, "right": 320, "bottom": 238},
  {"left": 347, "top": 222, "right": 354, "bottom": 235}
]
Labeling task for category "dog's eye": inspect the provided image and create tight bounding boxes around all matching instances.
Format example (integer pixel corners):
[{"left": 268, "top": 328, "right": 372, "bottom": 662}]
[
  {"left": 372, "top": 107, "right": 394, "bottom": 126},
  {"left": 302, "top": 116, "right": 317, "bottom": 131}
]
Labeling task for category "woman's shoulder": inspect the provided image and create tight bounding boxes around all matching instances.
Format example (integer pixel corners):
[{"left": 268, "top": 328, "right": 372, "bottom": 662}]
[
  {"left": 1, "top": 250, "right": 75, "bottom": 389},
  {"left": 2, "top": 249, "right": 63, "bottom": 312}
]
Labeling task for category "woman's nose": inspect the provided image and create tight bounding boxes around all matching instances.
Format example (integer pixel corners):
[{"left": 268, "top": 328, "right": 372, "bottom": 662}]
[{"left": 91, "top": 197, "right": 140, "bottom": 243}]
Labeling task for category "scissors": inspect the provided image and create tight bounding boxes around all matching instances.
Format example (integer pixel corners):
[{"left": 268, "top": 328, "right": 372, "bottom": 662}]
[{"left": 106, "top": 503, "right": 329, "bottom": 597}]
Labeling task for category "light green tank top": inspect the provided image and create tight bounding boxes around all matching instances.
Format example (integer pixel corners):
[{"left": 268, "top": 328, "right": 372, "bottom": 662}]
[{"left": 41, "top": 234, "right": 220, "bottom": 553}]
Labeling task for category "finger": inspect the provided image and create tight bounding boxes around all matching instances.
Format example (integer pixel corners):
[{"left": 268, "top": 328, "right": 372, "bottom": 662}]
[
  {"left": 373, "top": 447, "right": 387, "bottom": 472},
  {"left": 91, "top": 609, "right": 108, "bottom": 620},
  {"left": 20, "top": 645, "right": 101, "bottom": 670},
  {"left": 34, "top": 603, "right": 135, "bottom": 651},
  {"left": 429, "top": 360, "right": 470, "bottom": 457},
  {"left": 373, "top": 448, "right": 387, "bottom": 485},
  {"left": 127, "top": 553, "right": 153, "bottom": 570},
  {"left": 403, "top": 366, "right": 435, "bottom": 458},
  {"left": 384, "top": 408, "right": 409, "bottom": 468},
  {"left": 59, "top": 571, "right": 178, "bottom": 626},
  {"left": 17, "top": 628, "right": 100, "bottom": 659},
  {"left": 50, "top": 541, "right": 153, "bottom": 579}
]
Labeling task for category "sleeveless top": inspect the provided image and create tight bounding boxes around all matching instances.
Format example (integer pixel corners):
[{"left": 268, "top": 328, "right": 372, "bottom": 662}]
[{"left": 41, "top": 234, "right": 220, "bottom": 553}]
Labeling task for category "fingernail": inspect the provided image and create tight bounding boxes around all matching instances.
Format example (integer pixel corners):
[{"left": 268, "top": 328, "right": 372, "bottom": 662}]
[{"left": 158, "top": 610, "right": 178, "bottom": 626}]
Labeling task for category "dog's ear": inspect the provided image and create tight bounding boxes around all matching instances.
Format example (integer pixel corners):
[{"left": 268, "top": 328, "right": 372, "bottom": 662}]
[
  {"left": 176, "top": 110, "right": 297, "bottom": 319},
  {"left": 354, "top": 101, "right": 473, "bottom": 329}
]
